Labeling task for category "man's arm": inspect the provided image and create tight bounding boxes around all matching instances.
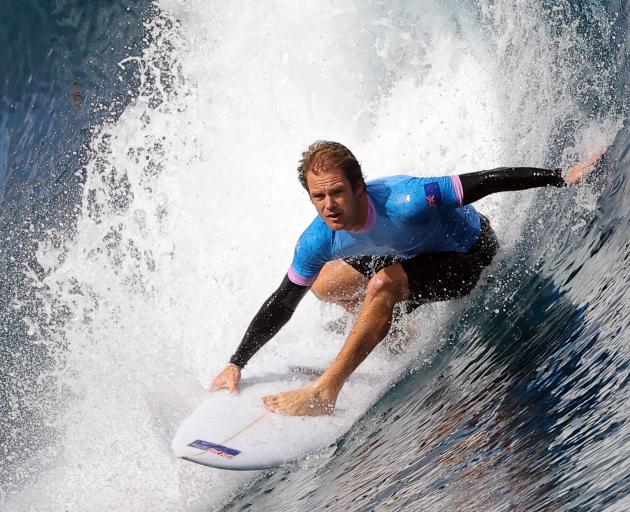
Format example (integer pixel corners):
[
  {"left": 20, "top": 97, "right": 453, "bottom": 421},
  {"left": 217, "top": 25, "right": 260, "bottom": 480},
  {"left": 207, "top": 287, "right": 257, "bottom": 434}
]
[
  {"left": 457, "top": 149, "right": 607, "bottom": 204},
  {"left": 211, "top": 275, "right": 309, "bottom": 392},
  {"left": 229, "top": 275, "right": 310, "bottom": 367},
  {"left": 458, "top": 167, "right": 565, "bottom": 205}
]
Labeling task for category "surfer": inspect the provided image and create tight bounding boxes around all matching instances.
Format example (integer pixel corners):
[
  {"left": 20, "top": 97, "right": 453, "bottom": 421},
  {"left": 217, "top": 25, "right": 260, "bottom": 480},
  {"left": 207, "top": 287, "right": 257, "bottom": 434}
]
[{"left": 211, "top": 141, "right": 604, "bottom": 416}]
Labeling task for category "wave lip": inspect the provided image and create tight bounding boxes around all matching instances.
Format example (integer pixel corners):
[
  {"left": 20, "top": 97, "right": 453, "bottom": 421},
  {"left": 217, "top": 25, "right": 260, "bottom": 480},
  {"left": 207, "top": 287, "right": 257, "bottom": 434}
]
[{"left": 1, "top": 0, "right": 629, "bottom": 511}]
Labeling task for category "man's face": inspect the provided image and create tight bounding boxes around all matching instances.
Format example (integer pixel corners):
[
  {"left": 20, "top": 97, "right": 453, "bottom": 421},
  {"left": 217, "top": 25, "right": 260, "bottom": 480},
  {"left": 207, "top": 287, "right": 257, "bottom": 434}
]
[{"left": 306, "top": 166, "right": 363, "bottom": 231}]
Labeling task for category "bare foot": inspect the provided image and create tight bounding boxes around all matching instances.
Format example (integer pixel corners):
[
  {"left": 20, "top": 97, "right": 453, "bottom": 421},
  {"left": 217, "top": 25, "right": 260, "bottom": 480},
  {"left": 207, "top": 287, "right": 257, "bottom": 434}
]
[
  {"left": 263, "top": 385, "right": 338, "bottom": 416},
  {"left": 565, "top": 147, "right": 607, "bottom": 184}
]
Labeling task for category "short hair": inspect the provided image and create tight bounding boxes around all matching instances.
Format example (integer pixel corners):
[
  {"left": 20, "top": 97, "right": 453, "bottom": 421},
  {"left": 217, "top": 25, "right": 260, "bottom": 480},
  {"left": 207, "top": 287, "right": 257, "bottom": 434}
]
[{"left": 297, "top": 141, "right": 365, "bottom": 192}]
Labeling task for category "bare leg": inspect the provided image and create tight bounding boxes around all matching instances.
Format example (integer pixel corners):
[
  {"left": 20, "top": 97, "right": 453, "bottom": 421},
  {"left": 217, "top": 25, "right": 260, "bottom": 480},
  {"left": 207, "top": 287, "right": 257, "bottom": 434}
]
[
  {"left": 311, "top": 260, "right": 368, "bottom": 314},
  {"left": 311, "top": 260, "right": 367, "bottom": 308},
  {"left": 263, "top": 264, "right": 410, "bottom": 416}
]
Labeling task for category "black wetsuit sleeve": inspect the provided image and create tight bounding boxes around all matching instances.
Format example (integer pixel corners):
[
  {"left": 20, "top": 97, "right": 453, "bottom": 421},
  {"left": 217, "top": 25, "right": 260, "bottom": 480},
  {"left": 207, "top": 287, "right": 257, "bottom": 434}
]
[
  {"left": 459, "top": 167, "right": 566, "bottom": 205},
  {"left": 229, "top": 275, "right": 310, "bottom": 368}
]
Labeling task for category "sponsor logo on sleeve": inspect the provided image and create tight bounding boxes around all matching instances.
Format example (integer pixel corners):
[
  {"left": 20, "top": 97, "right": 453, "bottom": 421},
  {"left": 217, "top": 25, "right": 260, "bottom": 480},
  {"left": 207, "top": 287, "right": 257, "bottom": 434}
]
[
  {"left": 424, "top": 182, "right": 442, "bottom": 208},
  {"left": 188, "top": 439, "right": 241, "bottom": 459}
]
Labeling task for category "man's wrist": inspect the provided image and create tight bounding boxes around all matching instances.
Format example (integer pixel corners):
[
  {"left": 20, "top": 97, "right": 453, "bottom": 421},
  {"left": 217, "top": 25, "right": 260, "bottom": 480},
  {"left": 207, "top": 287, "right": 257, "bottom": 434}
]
[{"left": 228, "top": 355, "right": 245, "bottom": 369}]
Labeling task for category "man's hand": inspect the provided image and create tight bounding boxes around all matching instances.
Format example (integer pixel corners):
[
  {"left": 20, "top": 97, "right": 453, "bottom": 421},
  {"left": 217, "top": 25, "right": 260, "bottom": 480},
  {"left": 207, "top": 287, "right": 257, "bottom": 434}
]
[
  {"left": 565, "top": 147, "right": 607, "bottom": 184},
  {"left": 210, "top": 364, "right": 241, "bottom": 395}
]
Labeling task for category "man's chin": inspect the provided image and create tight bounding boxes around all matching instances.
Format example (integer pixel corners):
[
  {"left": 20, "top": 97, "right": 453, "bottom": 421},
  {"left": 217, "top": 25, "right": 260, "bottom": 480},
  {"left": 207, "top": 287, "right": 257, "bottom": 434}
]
[{"left": 325, "top": 219, "right": 346, "bottom": 231}]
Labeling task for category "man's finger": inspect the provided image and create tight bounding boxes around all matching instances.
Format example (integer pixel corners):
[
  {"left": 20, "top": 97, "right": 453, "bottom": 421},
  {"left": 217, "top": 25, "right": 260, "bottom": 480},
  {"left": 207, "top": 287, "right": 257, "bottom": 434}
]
[{"left": 228, "top": 381, "right": 238, "bottom": 395}]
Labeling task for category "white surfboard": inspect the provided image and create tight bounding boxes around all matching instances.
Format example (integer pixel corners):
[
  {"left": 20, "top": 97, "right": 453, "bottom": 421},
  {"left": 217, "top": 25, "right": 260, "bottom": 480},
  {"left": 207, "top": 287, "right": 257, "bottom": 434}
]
[{"left": 171, "top": 367, "right": 384, "bottom": 470}]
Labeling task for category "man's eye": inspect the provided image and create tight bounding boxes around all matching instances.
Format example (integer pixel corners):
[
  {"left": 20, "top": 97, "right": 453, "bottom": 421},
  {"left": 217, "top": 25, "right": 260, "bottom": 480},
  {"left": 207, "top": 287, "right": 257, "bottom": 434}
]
[{"left": 312, "top": 194, "right": 324, "bottom": 200}]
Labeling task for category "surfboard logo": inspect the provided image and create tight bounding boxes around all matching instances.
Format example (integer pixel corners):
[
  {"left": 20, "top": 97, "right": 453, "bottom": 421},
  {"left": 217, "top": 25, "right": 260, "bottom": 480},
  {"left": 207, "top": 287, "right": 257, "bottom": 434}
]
[
  {"left": 424, "top": 182, "right": 442, "bottom": 208},
  {"left": 188, "top": 439, "right": 241, "bottom": 459}
]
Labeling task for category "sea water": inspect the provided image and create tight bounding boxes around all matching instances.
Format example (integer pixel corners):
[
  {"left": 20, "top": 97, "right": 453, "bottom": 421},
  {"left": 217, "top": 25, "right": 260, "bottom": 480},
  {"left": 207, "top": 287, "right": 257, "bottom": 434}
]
[{"left": 1, "top": 1, "right": 628, "bottom": 510}]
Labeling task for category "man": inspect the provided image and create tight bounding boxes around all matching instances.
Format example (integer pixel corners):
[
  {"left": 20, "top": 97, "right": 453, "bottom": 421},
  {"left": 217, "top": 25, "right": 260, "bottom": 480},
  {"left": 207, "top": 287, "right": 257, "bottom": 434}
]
[{"left": 211, "top": 141, "right": 602, "bottom": 416}]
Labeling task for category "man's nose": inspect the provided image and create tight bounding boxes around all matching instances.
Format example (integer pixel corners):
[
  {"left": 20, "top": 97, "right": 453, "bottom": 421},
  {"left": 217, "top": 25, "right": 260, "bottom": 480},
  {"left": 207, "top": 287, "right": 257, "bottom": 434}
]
[{"left": 324, "top": 195, "right": 336, "bottom": 210}]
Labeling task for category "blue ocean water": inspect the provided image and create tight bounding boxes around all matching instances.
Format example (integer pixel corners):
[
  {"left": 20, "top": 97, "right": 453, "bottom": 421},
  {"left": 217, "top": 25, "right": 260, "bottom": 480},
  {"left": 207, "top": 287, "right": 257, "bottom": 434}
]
[
  {"left": 0, "top": 1, "right": 628, "bottom": 511},
  {"left": 0, "top": 0, "right": 152, "bottom": 490}
]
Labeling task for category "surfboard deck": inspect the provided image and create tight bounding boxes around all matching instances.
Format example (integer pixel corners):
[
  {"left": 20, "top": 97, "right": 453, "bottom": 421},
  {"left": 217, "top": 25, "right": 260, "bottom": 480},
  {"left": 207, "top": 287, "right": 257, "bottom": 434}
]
[{"left": 171, "top": 368, "right": 381, "bottom": 470}]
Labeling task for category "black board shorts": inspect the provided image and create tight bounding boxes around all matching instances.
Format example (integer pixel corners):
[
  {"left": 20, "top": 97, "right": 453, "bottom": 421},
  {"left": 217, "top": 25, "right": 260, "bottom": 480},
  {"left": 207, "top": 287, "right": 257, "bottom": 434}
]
[{"left": 343, "top": 215, "right": 499, "bottom": 312}]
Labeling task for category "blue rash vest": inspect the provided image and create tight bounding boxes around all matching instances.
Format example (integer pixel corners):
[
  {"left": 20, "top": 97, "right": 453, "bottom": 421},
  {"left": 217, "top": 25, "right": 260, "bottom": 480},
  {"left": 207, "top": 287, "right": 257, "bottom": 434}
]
[{"left": 287, "top": 174, "right": 481, "bottom": 286}]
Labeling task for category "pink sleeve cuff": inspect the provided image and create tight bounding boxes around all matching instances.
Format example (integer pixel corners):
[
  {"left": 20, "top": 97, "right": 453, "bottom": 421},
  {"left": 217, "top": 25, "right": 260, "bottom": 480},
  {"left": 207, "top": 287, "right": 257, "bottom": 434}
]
[
  {"left": 287, "top": 266, "right": 317, "bottom": 286},
  {"left": 451, "top": 175, "right": 464, "bottom": 206}
]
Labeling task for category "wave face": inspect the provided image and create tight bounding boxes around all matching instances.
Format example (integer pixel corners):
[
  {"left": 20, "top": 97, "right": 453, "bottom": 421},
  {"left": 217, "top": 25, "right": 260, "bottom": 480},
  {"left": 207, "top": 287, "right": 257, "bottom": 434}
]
[{"left": 1, "top": 0, "right": 628, "bottom": 510}]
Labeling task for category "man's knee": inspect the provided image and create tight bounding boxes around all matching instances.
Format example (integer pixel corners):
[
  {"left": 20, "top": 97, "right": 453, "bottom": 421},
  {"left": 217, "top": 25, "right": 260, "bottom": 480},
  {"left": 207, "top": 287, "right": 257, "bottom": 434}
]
[
  {"left": 365, "top": 265, "right": 409, "bottom": 303},
  {"left": 311, "top": 260, "right": 366, "bottom": 302},
  {"left": 311, "top": 280, "right": 329, "bottom": 301}
]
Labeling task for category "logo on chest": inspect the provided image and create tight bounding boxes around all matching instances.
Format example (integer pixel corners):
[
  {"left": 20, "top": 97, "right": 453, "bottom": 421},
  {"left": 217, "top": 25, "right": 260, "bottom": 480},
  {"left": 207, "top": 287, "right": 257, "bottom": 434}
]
[{"left": 424, "top": 182, "right": 443, "bottom": 208}]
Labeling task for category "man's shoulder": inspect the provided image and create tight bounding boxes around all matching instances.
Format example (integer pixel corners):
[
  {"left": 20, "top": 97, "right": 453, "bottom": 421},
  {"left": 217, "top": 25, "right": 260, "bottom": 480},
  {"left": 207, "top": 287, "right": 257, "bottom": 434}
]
[
  {"left": 366, "top": 174, "right": 413, "bottom": 187},
  {"left": 296, "top": 216, "right": 333, "bottom": 251},
  {"left": 366, "top": 174, "right": 435, "bottom": 199},
  {"left": 367, "top": 173, "right": 462, "bottom": 212},
  {"left": 367, "top": 174, "right": 450, "bottom": 186},
  {"left": 291, "top": 216, "right": 333, "bottom": 276},
  {"left": 366, "top": 174, "right": 441, "bottom": 193},
  {"left": 365, "top": 175, "right": 411, "bottom": 200}
]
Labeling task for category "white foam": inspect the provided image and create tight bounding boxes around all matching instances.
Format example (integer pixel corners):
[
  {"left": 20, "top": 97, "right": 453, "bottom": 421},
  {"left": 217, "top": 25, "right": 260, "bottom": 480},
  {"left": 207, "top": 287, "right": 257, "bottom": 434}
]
[{"left": 7, "top": 1, "right": 619, "bottom": 510}]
